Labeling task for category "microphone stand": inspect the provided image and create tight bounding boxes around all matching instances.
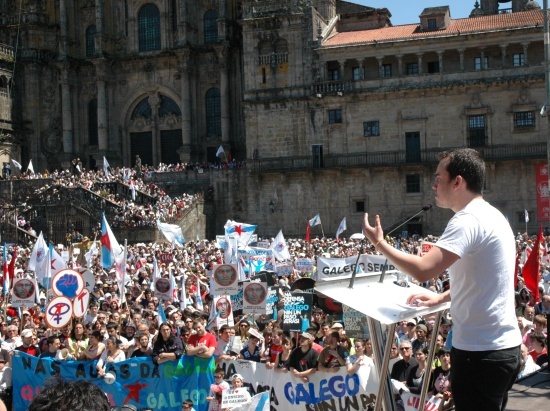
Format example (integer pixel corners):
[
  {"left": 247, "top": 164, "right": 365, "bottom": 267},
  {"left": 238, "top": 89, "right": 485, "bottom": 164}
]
[{"left": 348, "top": 205, "right": 432, "bottom": 288}]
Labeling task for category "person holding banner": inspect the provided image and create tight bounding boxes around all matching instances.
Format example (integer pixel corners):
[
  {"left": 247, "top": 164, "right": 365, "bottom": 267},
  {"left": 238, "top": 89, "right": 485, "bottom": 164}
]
[
  {"left": 152, "top": 322, "right": 184, "bottom": 364},
  {"left": 287, "top": 332, "right": 319, "bottom": 382},
  {"left": 363, "top": 148, "right": 521, "bottom": 411},
  {"left": 96, "top": 337, "right": 125, "bottom": 376}
]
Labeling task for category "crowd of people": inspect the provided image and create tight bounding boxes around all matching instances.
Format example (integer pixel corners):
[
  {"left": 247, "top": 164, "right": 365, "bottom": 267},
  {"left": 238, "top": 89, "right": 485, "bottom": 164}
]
[
  {"left": 0, "top": 149, "right": 549, "bottom": 411},
  {"left": 0, "top": 226, "right": 547, "bottom": 410}
]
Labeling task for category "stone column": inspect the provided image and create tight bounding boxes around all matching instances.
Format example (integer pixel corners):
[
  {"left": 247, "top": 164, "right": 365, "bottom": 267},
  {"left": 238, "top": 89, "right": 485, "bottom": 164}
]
[
  {"left": 59, "top": 0, "right": 68, "bottom": 59},
  {"left": 377, "top": 57, "right": 384, "bottom": 78},
  {"left": 148, "top": 93, "right": 161, "bottom": 164},
  {"left": 178, "top": 0, "right": 187, "bottom": 46},
  {"left": 416, "top": 53, "right": 423, "bottom": 75},
  {"left": 95, "top": 0, "right": 104, "bottom": 55},
  {"left": 396, "top": 55, "right": 403, "bottom": 76},
  {"left": 500, "top": 44, "right": 508, "bottom": 68},
  {"left": 437, "top": 51, "right": 444, "bottom": 73},
  {"left": 458, "top": 49, "right": 465, "bottom": 71},
  {"left": 177, "top": 50, "right": 192, "bottom": 162},
  {"left": 60, "top": 65, "right": 73, "bottom": 153},
  {"left": 358, "top": 61, "right": 364, "bottom": 80},
  {"left": 480, "top": 48, "right": 486, "bottom": 70},
  {"left": 215, "top": 45, "right": 231, "bottom": 143},
  {"left": 521, "top": 42, "right": 529, "bottom": 65},
  {"left": 94, "top": 60, "right": 109, "bottom": 151}
]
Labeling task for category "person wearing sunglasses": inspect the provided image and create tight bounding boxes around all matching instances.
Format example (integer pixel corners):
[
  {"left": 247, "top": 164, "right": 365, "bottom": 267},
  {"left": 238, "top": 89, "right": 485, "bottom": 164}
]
[{"left": 181, "top": 399, "right": 196, "bottom": 411}]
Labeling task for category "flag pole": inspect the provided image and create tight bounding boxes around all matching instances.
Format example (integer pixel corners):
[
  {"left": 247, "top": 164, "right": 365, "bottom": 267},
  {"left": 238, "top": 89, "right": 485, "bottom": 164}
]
[{"left": 320, "top": 223, "right": 325, "bottom": 239}]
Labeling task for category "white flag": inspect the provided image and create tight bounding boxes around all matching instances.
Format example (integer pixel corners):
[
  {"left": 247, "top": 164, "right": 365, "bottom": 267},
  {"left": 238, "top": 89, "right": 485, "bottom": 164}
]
[
  {"left": 195, "top": 275, "right": 203, "bottom": 310},
  {"left": 129, "top": 180, "right": 136, "bottom": 201},
  {"left": 336, "top": 217, "right": 347, "bottom": 240},
  {"left": 27, "top": 160, "right": 35, "bottom": 174},
  {"left": 270, "top": 230, "right": 290, "bottom": 261},
  {"left": 28, "top": 232, "right": 50, "bottom": 281},
  {"left": 216, "top": 145, "right": 225, "bottom": 158},
  {"left": 103, "top": 156, "right": 110, "bottom": 177},
  {"left": 309, "top": 214, "right": 321, "bottom": 227},
  {"left": 11, "top": 159, "right": 22, "bottom": 170},
  {"left": 156, "top": 220, "right": 185, "bottom": 247},
  {"left": 525, "top": 209, "right": 529, "bottom": 223},
  {"left": 50, "top": 245, "right": 67, "bottom": 274},
  {"left": 84, "top": 241, "right": 98, "bottom": 268}
]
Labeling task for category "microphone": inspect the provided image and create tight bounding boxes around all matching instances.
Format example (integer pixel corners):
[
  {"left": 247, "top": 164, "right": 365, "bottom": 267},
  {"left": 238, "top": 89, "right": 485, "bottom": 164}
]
[
  {"left": 382, "top": 204, "right": 433, "bottom": 237},
  {"left": 347, "top": 204, "right": 433, "bottom": 289},
  {"left": 378, "top": 204, "right": 433, "bottom": 284}
]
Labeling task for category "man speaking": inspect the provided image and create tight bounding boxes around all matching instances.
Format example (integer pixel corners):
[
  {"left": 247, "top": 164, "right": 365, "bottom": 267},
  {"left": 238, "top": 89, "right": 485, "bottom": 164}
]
[{"left": 363, "top": 148, "right": 521, "bottom": 411}]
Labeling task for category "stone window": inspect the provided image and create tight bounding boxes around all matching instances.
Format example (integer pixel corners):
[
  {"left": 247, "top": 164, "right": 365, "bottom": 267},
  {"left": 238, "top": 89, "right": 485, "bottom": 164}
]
[
  {"left": 363, "top": 121, "right": 380, "bottom": 137},
  {"left": 405, "top": 132, "right": 421, "bottom": 163},
  {"left": 427, "top": 61, "right": 439, "bottom": 73},
  {"left": 474, "top": 57, "right": 488, "bottom": 70},
  {"left": 381, "top": 63, "right": 392, "bottom": 78},
  {"left": 514, "top": 111, "right": 535, "bottom": 129},
  {"left": 159, "top": 95, "right": 182, "bottom": 117},
  {"left": 407, "top": 63, "right": 419, "bottom": 75},
  {"left": 428, "top": 19, "right": 437, "bottom": 29},
  {"left": 132, "top": 98, "right": 153, "bottom": 119},
  {"left": 206, "top": 88, "right": 221, "bottom": 138},
  {"left": 138, "top": 3, "right": 161, "bottom": 52},
  {"left": 328, "top": 109, "right": 342, "bottom": 124},
  {"left": 513, "top": 53, "right": 525, "bottom": 67},
  {"left": 406, "top": 174, "right": 421, "bottom": 193},
  {"left": 328, "top": 68, "right": 339, "bottom": 81},
  {"left": 204, "top": 9, "right": 218, "bottom": 44},
  {"left": 354, "top": 200, "right": 365, "bottom": 213},
  {"left": 85, "top": 25, "right": 96, "bottom": 58},
  {"left": 468, "top": 115, "right": 486, "bottom": 147},
  {"left": 352, "top": 67, "right": 362, "bottom": 81}
]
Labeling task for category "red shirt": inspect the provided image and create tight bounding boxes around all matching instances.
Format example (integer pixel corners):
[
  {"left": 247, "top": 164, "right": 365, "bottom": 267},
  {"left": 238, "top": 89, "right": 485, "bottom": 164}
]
[
  {"left": 188, "top": 332, "right": 217, "bottom": 349},
  {"left": 268, "top": 344, "right": 283, "bottom": 363}
]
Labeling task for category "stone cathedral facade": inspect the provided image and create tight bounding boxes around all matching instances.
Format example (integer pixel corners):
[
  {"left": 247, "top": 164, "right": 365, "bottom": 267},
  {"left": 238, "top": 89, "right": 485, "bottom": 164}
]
[{"left": 1, "top": 0, "right": 549, "bottom": 236}]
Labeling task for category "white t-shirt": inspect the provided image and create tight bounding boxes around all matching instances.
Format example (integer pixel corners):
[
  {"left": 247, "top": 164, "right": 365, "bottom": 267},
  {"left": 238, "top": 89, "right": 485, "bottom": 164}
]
[{"left": 436, "top": 199, "right": 521, "bottom": 351}]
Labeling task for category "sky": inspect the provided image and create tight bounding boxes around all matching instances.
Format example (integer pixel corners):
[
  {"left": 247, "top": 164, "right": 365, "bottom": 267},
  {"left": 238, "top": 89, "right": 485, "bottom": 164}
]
[{"left": 353, "top": 1, "right": 480, "bottom": 26}]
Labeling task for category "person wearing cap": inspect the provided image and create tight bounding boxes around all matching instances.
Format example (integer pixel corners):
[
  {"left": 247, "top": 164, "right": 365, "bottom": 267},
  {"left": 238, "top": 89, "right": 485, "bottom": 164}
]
[
  {"left": 363, "top": 149, "right": 521, "bottom": 411},
  {"left": 226, "top": 373, "right": 252, "bottom": 407},
  {"left": 0, "top": 352, "right": 12, "bottom": 410},
  {"left": 238, "top": 328, "right": 264, "bottom": 363},
  {"left": 287, "top": 332, "right": 319, "bottom": 382},
  {"left": 318, "top": 330, "right": 349, "bottom": 372},
  {"left": 16, "top": 329, "right": 40, "bottom": 357}
]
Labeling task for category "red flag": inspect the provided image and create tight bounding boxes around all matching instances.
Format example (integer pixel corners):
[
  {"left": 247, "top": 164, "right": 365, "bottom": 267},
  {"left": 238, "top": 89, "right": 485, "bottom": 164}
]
[
  {"left": 305, "top": 223, "right": 311, "bottom": 243},
  {"left": 523, "top": 226, "right": 542, "bottom": 303},
  {"left": 8, "top": 249, "right": 16, "bottom": 283}
]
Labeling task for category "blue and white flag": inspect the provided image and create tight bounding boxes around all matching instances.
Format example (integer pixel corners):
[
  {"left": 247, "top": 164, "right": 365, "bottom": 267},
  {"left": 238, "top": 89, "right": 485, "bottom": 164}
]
[
  {"left": 157, "top": 302, "right": 167, "bottom": 326},
  {"left": 525, "top": 209, "right": 530, "bottom": 223},
  {"left": 224, "top": 220, "right": 257, "bottom": 246},
  {"left": 11, "top": 159, "right": 22, "bottom": 170},
  {"left": 103, "top": 156, "right": 110, "bottom": 178},
  {"left": 28, "top": 232, "right": 50, "bottom": 281},
  {"left": 157, "top": 220, "right": 185, "bottom": 247},
  {"left": 336, "top": 217, "right": 347, "bottom": 240},
  {"left": 309, "top": 214, "right": 321, "bottom": 227},
  {"left": 216, "top": 145, "right": 225, "bottom": 158}
]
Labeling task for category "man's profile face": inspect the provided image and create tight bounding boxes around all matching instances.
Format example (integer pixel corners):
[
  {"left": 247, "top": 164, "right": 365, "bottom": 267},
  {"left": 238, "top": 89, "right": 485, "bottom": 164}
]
[{"left": 433, "top": 158, "right": 454, "bottom": 209}]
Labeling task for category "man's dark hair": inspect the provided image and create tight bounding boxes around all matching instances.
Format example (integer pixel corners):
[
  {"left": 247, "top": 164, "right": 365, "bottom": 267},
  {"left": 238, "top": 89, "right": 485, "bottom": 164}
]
[
  {"left": 28, "top": 376, "right": 110, "bottom": 411},
  {"left": 438, "top": 148, "right": 485, "bottom": 194},
  {"left": 106, "top": 322, "right": 119, "bottom": 330},
  {"left": 47, "top": 335, "right": 59, "bottom": 346}
]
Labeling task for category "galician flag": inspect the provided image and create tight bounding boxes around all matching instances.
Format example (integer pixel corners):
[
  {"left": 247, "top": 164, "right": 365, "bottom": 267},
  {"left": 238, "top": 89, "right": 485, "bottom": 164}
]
[
  {"left": 336, "top": 217, "right": 347, "bottom": 240},
  {"left": 309, "top": 214, "right": 321, "bottom": 227},
  {"left": 216, "top": 145, "right": 225, "bottom": 158},
  {"left": 28, "top": 232, "right": 50, "bottom": 281},
  {"left": 224, "top": 220, "right": 257, "bottom": 246},
  {"left": 157, "top": 220, "right": 185, "bottom": 247}
]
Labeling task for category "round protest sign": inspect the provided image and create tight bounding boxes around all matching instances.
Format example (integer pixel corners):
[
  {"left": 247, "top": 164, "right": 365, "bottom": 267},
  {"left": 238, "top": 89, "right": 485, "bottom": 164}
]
[
  {"left": 73, "top": 288, "right": 90, "bottom": 318},
  {"left": 12, "top": 278, "right": 35, "bottom": 300},
  {"left": 78, "top": 267, "right": 95, "bottom": 292},
  {"left": 213, "top": 264, "right": 238, "bottom": 286},
  {"left": 45, "top": 296, "right": 73, "bottom": 329},
  {"left": 51, "top": 269, "right": 84, "bottom": 299},
  {"left": 243, "top": 282, "right": 267, "bottom": 305}
]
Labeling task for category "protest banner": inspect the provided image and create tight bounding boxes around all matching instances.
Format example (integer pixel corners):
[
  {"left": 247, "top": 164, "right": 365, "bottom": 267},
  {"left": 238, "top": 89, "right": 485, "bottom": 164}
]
[
  {"left": 402, "top": 393, "right": 443, "bottom": 411},
  {"left": 153, "top": 276, "right": 172, "bottom": 300},
  {"left": 229, "top": 281, "right": 244, "bottom": 317},
  {"left": 295, "top": 257, "right": 314, "bottom": 273},
  {"left": 13, "top": 352, "right": 215, "bottom": 411},
  {"left": 218, "top": 359, "right": 378, "bottom": 410},
  {"left": 342, "top": 303, "right": 369, "bottom": 339},
  {"left": 316, "top": 254, "right": 396, "bottom": 281},
  {"left": 212, "top": 295, "right": 235, "bottom": 328},
  {"left": 282, "top": 292, "right": 313, "bottom": 333},
  {"left": 221, "top": 387, "right": 251, "bottom": 408},
  {"left": 51, "top": 269, "right": 85, "bottom": 299},
  {"left": 275, "top": 263, "right": 293, "bottom": 277},
  {"left": 210, "top": 264, "right": 239, "bottom": 295},
  {"left": 242, "top": 282, "right": 267, "bottom": 314},
  {"left": 10, "top": 278, "right": 36, "bottom": 307},
  {"left": 265, "top": 287, "right": 278, "bottom": 321}
]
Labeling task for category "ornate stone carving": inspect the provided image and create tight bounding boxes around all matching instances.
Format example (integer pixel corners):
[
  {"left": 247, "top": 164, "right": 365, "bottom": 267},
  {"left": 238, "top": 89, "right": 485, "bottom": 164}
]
[{"left": 40, "top": 117, "right": 63, "bottom": 155}]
